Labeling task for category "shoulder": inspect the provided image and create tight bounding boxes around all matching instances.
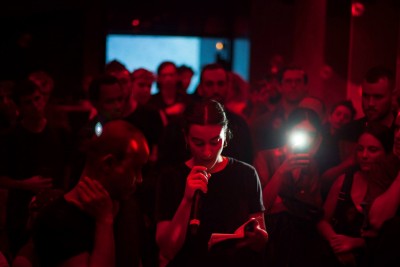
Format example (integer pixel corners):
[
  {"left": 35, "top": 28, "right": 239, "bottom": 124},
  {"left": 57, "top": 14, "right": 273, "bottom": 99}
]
[{"left": 225, "top": 157, "right": 258, "bottom": 177}]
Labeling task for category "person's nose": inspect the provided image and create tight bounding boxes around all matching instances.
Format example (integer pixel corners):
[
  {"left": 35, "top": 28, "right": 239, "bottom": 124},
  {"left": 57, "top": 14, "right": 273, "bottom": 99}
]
[
  {"left": 202, "top": 145, "right": 212, "bottom": 158},
  {"left": 366, "top": 96, "right": 376, "bottom": 107}
]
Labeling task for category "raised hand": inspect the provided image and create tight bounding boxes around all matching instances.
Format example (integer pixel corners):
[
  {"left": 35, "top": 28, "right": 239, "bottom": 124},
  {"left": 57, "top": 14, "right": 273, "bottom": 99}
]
[
  {"left": 184, "top": 166, "right": 210, "bottom": 202},
  {"left": 75, "top": 176, "right": 118, "bottom": 224}
]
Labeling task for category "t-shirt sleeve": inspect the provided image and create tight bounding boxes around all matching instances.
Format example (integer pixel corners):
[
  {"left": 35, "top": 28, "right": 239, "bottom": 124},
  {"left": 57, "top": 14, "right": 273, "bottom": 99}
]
[{"left": 245, "top": 165, "right": 265, "bottom": 214}]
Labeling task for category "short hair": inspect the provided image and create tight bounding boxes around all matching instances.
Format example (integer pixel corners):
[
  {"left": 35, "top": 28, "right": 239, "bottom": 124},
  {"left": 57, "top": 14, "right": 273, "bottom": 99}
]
[
  {"left": 177, "top": 65, "right": 194, "bottom": 75},
  {"left": 105, "top": 60, "right": 128, "bottom": 73},
  {"left": 84, "top": 120, "right": 149, "bottom": 165},
  {"left": 199, "top": 63, "right": 228, "bottom": 83},
  {"left": 285, "top": 107, "right": 322, "bottom": 133},
  {"left": 156, "top": 61, "right": 177, "bottom": 75},
  {"left": 88, "top": 75, "right": 120, "bottom": 103},
  {"left": 12, "top": 79, "right": 40, "bottom": 105},
  {"left": 183, "top": 99, "right": 232, "bottom": 142},
  {"left": 364, "top": 66, "right": 394, "bottom": 85},
  {"left": 330, "top": 100, "right": 357, "bottom": 119},
  {"left": 131, "top": 68, "right": 155, "bottom": 81},
  {"left": 278, "top": 66, "right": 308, "bottom": 85}
]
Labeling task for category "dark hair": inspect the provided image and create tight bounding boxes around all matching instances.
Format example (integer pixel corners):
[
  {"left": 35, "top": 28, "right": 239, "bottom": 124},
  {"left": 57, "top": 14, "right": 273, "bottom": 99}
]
[
  {"left": 105, "top": 60, "right": 128, "bottom": 73},
  {"left": 183, "top": 99, "right": 232, "bottom": 142},
  {"left": 285, "top": 107, "right": 322, "bottom": 133},
  {"left": 361, "top": 122, "right": 393, "bottom": 154},
  {"left": 12, "top": 79, "right": 40, "bottom": 105},
  {"left": 157, "top": 61, "right": 177, "bottom": 75},
  {"left": 330, "top": 100, "right": 357, "bottom": 119},
  {"left": 364, "top": 66, "right": 394, "bottom": 85},
  {"left": 177, "top": 65, "right": 194, "bottom": 75},
  {"left": 84, "top": 120, "right": 149, "bottom": 165},
  {"left": 200, "top": 63, "right": 228, "bottom": 83},
  {"left": 88, "top": 75, "right": 120, "bottom": 103},
  {"left": 278, "top": 66, "right": 308, "bottom": 85}
]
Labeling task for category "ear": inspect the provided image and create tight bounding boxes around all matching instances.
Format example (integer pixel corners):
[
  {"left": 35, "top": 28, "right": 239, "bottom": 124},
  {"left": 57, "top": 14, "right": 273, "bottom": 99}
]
[{"left": 99, "top": 154, "right": 117, "bottom": 173}]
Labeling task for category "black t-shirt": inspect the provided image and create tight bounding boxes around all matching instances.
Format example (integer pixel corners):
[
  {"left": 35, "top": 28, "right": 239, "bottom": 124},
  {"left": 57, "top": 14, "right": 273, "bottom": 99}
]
[
  {"left": 32, "top": 197, "right": 94, "bottom": 267},
  {"left": 155, "top": 157, "right": 264, "bottom": 267}
]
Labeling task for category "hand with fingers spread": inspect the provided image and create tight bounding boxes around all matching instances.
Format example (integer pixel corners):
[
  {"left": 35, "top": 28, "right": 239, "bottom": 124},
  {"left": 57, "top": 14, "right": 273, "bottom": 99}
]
[
  {"left": 75, "top": 176, "right": 117, "bottom": 224},
  {"left": 184, "top": 166, "right": 210, "bottom": 202},
  {"left": 22, "top": 175, "right": 53, "bottom": 193}
]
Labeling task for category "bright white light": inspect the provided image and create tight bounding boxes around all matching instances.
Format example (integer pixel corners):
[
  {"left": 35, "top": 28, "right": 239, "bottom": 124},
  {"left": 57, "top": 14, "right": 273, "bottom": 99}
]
[
  {"left": 95, "top": 122, "right": 103, "bottom": 137},
  {"left": 289, "top": 131, "right": 309, "bottom": 150}
]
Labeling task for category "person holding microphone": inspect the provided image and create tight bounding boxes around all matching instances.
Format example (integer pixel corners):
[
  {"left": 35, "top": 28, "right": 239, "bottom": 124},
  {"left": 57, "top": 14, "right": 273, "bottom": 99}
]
[{"left": 155, "top": 99, "right": 268, "bottom": 267}]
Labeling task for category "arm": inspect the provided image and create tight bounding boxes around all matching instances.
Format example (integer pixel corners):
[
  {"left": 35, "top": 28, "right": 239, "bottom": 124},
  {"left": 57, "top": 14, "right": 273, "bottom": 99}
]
[
  {"left": 317, "top": 175, "right": 365, "bottom": 253},
  {"left": 367, "top": 171, "right": 400, "bottom": 233},
  {"left": 156, "top": 166, "right": 209, "bottom": 262},
  {"left": 0, "top": 175, "right": 52, "bottom": 192},
  {"left": 321, "top": 155, "right": 356, "bottom": 186},
  {"left": 317, "top": 175, "right": 344, "bottom": 241},
  {"left": 262, "top": 153, "right": 311, "bottom": 212},
  {"left": 63, "top": 177, "right": 116, "bottom": 267}
]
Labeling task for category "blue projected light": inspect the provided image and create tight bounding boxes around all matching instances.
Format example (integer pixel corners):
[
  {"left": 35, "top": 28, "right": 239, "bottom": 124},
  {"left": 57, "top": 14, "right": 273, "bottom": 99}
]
[{"left": 105, "top": 34, "right": 250, "bottom": 95}]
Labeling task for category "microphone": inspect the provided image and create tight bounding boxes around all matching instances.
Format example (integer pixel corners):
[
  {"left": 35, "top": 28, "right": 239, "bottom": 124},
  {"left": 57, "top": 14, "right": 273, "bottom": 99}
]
[{"left": 189, "top": 190, "right": 203, "bottom": 235}]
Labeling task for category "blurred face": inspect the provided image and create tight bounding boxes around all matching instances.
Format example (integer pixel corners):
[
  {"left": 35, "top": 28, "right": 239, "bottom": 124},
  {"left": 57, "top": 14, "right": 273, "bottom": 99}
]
[
  {"left": 280, "top": 70, "right": 307, "bottom": 104},
  {"left": 330, "top": 105, "right": 353, "bottom": 131},
  {"left": 19, "top": 90, "right": 46, "bottom": 119},
  {"left": 109, "top": 70, "right": 132, "bottom": 100},
  {"left": 132, "top": 78, "right": 152, "bottom": 105},
  {"left": 187, "top": 124, "right": 226, "bottom": 170},
  {"left": 98, "top": 83, "right": 125, "bottom": 120},
  {"left": 158, "top": 64, "right": 178, "bottom": 93},
  {"left": 200, "top": 68, "right": 228, "bottom": 103},
  {"left": 29, "top": 76, "right": 53, "bottom": 104},
  {"left": 287, "top": 119, "right": 318, "bottom": 155},
  {"left": 394, "top": 113, "right": 400, "bottom": 158},
  {"left": 362, "top": 78, "right": 392, "bottom": 122},
  {"left": 356, "top": 133, "right": 385, "bottom": 172},
  {"left": 105, "top": 141, "right": 149, "bottom": 199},
  {"left": 179, "top": 70, "right": 193, "bottom": 91}
]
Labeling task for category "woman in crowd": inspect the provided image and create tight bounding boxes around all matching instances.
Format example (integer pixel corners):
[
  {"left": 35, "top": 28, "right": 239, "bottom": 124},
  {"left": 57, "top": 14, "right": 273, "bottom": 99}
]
[
  {"left": 254, "top": 107, "right": 325, "bottom": 267},
  {"left": 317, "top": 122, "right": 395, "bottom": 266},
  {"left": 155, "top": 99, "right": 268, "bottom": 267}
]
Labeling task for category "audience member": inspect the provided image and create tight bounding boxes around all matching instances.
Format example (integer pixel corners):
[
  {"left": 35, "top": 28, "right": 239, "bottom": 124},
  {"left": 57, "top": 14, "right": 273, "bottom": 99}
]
[
  {"left": 254, "top": 107, "right": 325, "bottom": 267},
  {"left": 318, "top": 122, "right": 394, "bottom": 267},
  {"left": 252, "top": 66, "right": 309, "bottom": 151},
  {"left": 32, "top": 120, "right": 149, "bottom": 267},
  {"left": 0, "top": 80, "right": 70, "bottom": 257}
]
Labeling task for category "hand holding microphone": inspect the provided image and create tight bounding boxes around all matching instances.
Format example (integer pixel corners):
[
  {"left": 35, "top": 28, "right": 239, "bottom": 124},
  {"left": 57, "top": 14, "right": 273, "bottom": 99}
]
[{"left": 184, "top": 166, "right": 210, "bottom": 235}]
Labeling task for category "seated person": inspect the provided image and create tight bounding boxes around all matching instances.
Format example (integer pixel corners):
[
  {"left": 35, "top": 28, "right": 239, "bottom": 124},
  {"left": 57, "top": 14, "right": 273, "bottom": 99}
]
[
  {"left": 317, "top": 122, "right": 395, "bottom": 266},
  {"left": 31, "top": 120, "right": 149, "bottom": 267}
]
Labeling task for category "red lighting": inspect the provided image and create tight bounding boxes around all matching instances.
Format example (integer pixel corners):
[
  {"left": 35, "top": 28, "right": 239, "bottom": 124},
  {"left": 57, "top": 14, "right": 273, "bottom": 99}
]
[
  {"left": 351, "top": 2, "right": 365, "bottom": 17},
  {"left": 131, "top": 19, "right": 140, "bottom": 27}
]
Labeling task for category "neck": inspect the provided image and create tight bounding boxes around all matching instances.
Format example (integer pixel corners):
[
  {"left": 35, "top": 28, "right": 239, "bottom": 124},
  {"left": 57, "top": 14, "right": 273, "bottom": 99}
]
[
  {"left": 282, "top": 100, "right": 298, "bottom": 119},
  {"left": 377, "top": 112, "right": 394, "bottom": 128}
]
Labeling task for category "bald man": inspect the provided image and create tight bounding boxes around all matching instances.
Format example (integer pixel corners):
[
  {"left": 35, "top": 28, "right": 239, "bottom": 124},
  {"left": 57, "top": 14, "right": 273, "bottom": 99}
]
[{"left": 32, "top": 120, "right": 149, "bottom": 267}]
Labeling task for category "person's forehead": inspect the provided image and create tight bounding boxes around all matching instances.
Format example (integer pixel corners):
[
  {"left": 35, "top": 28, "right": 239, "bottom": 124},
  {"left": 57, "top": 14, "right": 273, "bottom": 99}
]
[
  {"left": 189, "top": 124, "right": 224, "bottom": 138},
  {"left": 159, "top": 65, "right": 177, "bottom": 75},
  {"left": 334, "top": 105, "right": 351, "bottom": 114},
  {"left": 362, "top": 78, "right": 391, "bottom": 95},
  {"left": 203, "top": 69, "right": 227, "bottom": 81}
]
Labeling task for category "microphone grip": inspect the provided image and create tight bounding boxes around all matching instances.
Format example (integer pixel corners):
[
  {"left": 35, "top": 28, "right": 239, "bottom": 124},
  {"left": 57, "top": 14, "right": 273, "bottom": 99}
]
[{"left": 189, "top": 190, "right": 202, "bottom": 235}]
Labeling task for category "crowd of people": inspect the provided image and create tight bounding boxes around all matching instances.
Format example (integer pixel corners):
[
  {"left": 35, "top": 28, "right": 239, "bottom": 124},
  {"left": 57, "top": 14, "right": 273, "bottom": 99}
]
[{"left": 0, "top": 59, "right": 399, "bottom": 267}]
